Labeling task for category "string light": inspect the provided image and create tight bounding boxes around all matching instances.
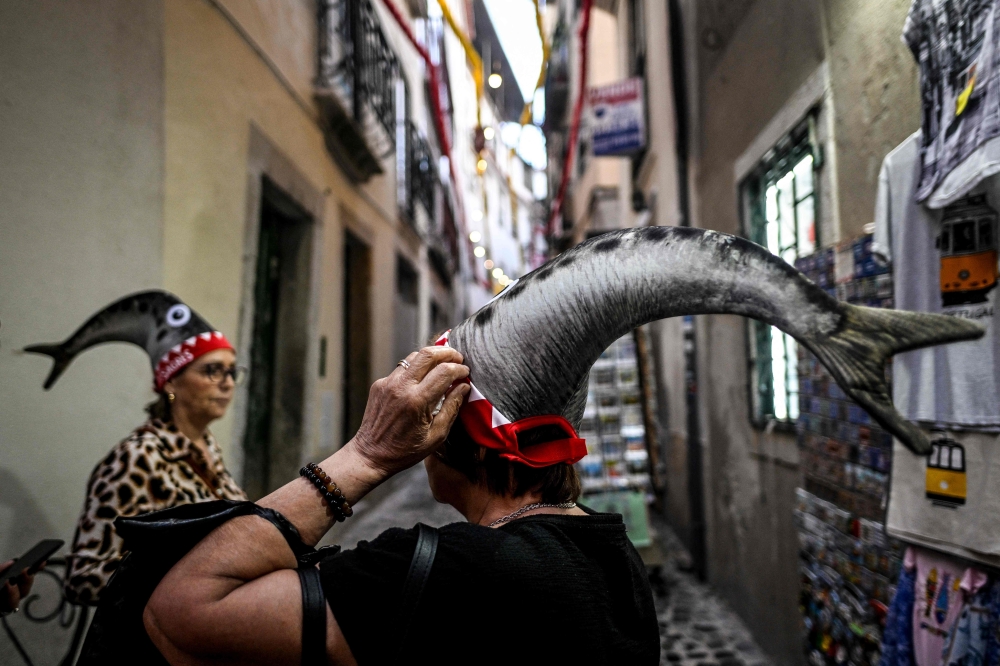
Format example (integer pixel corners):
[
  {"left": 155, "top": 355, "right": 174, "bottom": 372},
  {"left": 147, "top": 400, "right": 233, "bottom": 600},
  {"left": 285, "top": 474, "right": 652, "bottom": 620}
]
[
  {"left": 474, "top": 246, "right": 486, "bottom": 258},
  {"left": 483, "top": 126, "right": 495, "bottom": 141},
  {"left": 477, "top": 158, "right": 488, "bottom": 173},
  {"left": 469, "top": 230, "right": 481, "bottom": 243},
  {"left": 484, "top": 259, "right": 494, "bottom": 270},
  {"left": 472, "top": 210, "right": 483, "bottom": 221},
  {"left": 488, "top": 73, "right": 502, "bottom": 88},
  {"left": 492, "top": 267, "right": 504, "bottom": 279}
]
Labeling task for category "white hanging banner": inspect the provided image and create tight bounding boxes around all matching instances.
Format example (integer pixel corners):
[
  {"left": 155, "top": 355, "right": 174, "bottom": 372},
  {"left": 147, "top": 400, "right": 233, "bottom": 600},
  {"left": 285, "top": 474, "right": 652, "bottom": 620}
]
[{"left": 589, "top": 77, "right": 646, "bottom": 157}]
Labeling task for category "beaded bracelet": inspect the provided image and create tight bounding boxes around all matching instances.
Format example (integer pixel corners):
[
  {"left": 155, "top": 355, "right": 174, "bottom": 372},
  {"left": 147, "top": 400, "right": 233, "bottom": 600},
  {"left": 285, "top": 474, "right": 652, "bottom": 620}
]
[{"left": 299, "top": 462, "right": 354, "bottom": 522}]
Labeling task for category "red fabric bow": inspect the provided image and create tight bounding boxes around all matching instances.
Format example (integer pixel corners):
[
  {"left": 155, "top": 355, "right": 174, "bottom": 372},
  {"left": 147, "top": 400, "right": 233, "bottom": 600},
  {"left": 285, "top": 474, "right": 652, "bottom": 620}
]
[{"left": 434, "top": 331, "right": 587, "bottom": 468}]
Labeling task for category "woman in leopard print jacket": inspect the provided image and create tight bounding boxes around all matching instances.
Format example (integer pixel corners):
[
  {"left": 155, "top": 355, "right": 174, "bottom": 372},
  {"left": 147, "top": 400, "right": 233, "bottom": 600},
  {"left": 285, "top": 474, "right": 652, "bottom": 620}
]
[{"left": 64, "top": 348, "right": 247, "bottom": 605}]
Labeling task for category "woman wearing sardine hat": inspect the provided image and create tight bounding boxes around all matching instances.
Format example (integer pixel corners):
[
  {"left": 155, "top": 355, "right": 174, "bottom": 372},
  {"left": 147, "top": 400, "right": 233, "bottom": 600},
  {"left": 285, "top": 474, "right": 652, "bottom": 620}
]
[
  {"left": 26, "top": 290, "right": 248, "bottom": 605},
  {"left": 118, "top": 228, "right": 982, "bottom": 665}
]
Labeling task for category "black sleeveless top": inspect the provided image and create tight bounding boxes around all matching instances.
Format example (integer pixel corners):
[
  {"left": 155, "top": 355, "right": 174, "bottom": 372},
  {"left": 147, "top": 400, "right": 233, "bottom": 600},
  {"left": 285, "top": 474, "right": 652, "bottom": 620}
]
[{"left": 319, "top": 509, "right": 659, "bottom": 665}]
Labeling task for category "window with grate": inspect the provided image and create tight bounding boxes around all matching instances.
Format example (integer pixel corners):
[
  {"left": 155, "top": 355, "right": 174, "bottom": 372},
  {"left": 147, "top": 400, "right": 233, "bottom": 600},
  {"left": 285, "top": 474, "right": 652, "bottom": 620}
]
[{"left": 743, "top": 126, "right": 817, "bottom": 427}]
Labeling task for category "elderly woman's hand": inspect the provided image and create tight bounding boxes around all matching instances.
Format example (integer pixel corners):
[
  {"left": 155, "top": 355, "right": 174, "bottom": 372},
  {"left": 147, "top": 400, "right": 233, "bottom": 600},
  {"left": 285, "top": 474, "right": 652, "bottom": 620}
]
[{"left": 351, "top": 346, "right": 470, "bottom": 476}]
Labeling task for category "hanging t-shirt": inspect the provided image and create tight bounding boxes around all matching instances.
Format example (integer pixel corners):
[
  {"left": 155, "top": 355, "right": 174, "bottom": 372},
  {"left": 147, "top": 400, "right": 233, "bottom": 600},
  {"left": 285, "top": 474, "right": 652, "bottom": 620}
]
[
  {"left": 903, "top": 0, "right": 1000, "bottom": 207},
  {"left": 941, "top": 573, "right": 998, "bottom": 666},
  {"left": 881, "top": 565, "right": 917, "bottom": 666},
  {"left": 908, "top": 547, "right": 969, "bottom": 666},
  {"left": 878, "top": 134, "right": 1000, "bottom": 566},
  {"left": 887, "top": 427, "right": 1000, "bottom": 567},
  {"left": 873, "top": 131, "right": 1000, "bottom": 428}
]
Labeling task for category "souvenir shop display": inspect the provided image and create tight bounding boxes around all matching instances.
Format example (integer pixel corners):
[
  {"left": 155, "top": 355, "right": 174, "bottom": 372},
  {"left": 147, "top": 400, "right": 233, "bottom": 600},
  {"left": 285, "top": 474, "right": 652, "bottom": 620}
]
[
  {"left": 796, "top": 488, "right": 904, "bottom": 666},
  {"left": 795, "top": 236, "right": 895, "bottom": 522},
  {"left": 572, "top": 334, "right": 654, "bottom": 547},
  {"left": 794, "top": 237, "right": 904, "bottom": 666},
  {"left": 903, "top": 0, "right": 1000, "bottom": 207},
  {"left": 873, "top": 129, "right": 1000, "bottom": 568},
  {"left": 796, "top": 232, "right": 1000, "bottom": 666},
  {"left": 873, "top": 132, "right": 1000, "bottom": 430},
  {"left": 879, "top": 545, "right": 1000, "bottom": 666},
  {"left": 575, "top": 333, "right": 651, "bottom": 494}
]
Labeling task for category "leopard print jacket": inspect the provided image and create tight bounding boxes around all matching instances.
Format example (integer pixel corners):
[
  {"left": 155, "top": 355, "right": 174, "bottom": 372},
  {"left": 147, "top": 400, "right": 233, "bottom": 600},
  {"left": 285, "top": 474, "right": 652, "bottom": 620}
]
[{"left": 64, "top": 419, "right": 246, "bottom": 605}]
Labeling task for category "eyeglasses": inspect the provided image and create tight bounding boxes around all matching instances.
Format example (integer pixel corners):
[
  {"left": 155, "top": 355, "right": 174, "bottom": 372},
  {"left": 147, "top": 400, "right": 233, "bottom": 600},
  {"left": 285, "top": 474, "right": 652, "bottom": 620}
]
[{"left": 199, "top": 363, "right": 248, "bottom": 386}]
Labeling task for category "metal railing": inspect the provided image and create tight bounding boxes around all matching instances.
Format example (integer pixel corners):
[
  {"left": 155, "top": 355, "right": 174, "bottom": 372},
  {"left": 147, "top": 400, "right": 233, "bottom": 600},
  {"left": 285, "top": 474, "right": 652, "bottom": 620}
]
[
  {"left": 407, "top": 120, "right": 436, "bottom": 221},
  {"left": 316, "top": 0, "right": 451, "bottom": 263},
  {"left": 318, "top": 0, "right": 403, "bottom": 154}
]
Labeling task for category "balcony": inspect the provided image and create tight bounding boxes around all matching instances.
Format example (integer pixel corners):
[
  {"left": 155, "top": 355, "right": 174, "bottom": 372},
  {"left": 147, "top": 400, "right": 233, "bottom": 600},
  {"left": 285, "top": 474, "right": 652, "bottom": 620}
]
[
  {"left": 316, "top": 0, "right": 403, "bottom": 182},
  {"left": 427, "top": 199, "right": 460, "bottom": 286},
  {"left": 317, "top": 0, "right": 452, "bottom": 274},
  {"left": 404, "top": 119, "right": 436, "bottom": 226}
]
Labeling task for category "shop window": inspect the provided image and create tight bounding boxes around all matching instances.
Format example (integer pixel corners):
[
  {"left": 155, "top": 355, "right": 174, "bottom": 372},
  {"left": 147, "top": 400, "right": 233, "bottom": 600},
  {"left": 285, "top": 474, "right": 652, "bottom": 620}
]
[{"left": 743, "top": 130, "right": 817, "bottom": 426}]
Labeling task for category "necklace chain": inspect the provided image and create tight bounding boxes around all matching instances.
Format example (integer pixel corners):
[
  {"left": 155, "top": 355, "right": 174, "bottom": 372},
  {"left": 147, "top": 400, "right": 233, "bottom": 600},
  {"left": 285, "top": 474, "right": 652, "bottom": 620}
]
[{"left": 487, "top": 501, "right": 577, "bottom": 528}]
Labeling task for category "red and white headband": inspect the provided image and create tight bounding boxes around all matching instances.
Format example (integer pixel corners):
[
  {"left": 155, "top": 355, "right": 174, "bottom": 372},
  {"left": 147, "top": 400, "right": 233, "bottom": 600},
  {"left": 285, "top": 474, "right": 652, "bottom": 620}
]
[
  {"left": 154, "top": 331, "right": 234, "bottom": 390},
  {"left": 434, "top": 331, "right": 587, "bottom": 468}
]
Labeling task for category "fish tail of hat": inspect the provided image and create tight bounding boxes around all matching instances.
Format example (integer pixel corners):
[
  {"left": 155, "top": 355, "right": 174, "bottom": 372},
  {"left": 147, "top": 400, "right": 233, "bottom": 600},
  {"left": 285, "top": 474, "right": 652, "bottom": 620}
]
[
  {"left": 23, "top": 342, "right": 73, "bottom": 390},
  {"left": 806, "top": 304, "right": 984, "bottom": 455}
]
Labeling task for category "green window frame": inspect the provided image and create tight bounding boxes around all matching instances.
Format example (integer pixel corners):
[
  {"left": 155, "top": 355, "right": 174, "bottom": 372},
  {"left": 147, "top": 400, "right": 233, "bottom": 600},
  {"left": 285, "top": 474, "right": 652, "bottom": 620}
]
[{"left": 743, "top": 125, "right": 818, "bottom": 427}]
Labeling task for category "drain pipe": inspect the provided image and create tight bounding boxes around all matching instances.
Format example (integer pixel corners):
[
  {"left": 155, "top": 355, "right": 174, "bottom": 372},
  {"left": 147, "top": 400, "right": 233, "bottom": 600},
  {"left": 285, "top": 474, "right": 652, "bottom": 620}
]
[{"left": 667, "top": 0, "right": 706, "bottom": 582}]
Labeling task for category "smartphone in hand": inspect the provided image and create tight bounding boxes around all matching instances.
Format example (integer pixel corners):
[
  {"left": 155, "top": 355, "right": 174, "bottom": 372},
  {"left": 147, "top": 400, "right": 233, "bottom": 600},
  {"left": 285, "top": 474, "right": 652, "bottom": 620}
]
[{"left": 0, "top": 539, "right": 63, "bottom": 587}]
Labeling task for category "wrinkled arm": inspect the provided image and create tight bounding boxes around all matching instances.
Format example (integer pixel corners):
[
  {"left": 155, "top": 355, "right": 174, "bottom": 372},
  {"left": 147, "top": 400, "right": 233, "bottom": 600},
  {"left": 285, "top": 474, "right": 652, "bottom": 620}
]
[{"left": 144, "top": 347, "right": 470, "bottom": 665}]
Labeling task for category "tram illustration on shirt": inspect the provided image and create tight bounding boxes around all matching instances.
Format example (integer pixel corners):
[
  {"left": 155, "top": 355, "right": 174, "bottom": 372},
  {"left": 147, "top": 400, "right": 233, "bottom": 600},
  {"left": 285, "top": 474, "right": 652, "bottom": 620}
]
[
  {"left": 937, "top": 195, "right": 999, "bottom": 307},
  {"left": 925, "top": 437, "right": 967, "bottom": 506}
]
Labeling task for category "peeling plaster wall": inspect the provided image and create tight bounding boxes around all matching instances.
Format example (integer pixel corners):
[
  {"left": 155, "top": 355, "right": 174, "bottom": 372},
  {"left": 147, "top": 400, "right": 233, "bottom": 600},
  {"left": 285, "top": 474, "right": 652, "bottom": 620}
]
[
  {"left": 821, "top": 0, "right": 920, "bottom": 238},
  {"left": 689, "top": 1, "right": 823, "bottom": 664}
]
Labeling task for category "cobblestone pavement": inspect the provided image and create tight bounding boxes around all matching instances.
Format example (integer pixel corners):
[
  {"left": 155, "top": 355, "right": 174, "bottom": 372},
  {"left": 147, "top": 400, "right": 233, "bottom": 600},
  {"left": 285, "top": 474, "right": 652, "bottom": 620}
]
[
  {"left": 651, "top": 527, "right": 773, "bottom": 666},
  {"left": 321, "top": 465, "right": 773, "bottom": 666}
]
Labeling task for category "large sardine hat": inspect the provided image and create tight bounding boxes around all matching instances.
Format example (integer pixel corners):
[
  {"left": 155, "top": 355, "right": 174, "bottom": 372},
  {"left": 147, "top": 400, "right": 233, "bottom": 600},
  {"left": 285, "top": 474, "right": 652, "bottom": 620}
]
[
  {"left": 25, "top": 290, "right": 233, "bottom": 390},
  {"left": 439, "top": 227, "right": 984, "bottom": 459}
]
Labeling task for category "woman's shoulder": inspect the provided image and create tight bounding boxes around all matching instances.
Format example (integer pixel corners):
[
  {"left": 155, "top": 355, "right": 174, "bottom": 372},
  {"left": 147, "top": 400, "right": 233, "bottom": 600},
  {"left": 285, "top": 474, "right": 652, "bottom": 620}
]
[
  {"left": 336, "top": 517, "right": 614, "bottom": 560},
  {"left": 89, "top": 422, "right": 169, "bottom": 475},
  {"left": 127, "top": 419, "right": 196, "bottom": 456},
  {"left": 340, "top": 521, "right": 490, "bottom": 553},
  {"left": 320, "top": 522, "right": 501, "bottom": 574}
]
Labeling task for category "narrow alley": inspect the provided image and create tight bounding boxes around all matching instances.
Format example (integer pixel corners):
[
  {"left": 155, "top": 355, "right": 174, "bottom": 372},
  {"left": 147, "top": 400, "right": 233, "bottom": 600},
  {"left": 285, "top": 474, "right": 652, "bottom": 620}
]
[{"left": 4, "top": 0, "right": 1000, "bottom": 665}]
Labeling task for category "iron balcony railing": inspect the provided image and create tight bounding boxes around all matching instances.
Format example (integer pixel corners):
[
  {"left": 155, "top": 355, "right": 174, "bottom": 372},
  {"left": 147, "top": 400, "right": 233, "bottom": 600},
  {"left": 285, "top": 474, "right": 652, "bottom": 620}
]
[
  {"left": 317, "top": 0, "right": 405, "bottom": 180},
  {"left": 407, "top": 119, "right": 436, "bottom": 222},
  {"left": 317, "top": 0, "right": 448, "bottom": 261}
]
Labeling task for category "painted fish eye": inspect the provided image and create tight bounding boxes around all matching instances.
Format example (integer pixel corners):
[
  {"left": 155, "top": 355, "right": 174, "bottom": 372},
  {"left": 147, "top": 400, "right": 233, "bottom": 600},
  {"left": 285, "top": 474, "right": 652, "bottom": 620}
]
[{"left": 166, "top": 304, "right": 191, "bottom": 327}]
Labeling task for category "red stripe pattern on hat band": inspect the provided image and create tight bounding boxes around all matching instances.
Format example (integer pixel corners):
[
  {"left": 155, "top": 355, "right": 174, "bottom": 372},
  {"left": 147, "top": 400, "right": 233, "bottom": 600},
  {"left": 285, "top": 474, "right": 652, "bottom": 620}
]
[
  {"left": 434, "top": 331, "right": 587, "bottom": 468},
  {"left": 154, "top": 331, "right": 234, "bottom": 390}
]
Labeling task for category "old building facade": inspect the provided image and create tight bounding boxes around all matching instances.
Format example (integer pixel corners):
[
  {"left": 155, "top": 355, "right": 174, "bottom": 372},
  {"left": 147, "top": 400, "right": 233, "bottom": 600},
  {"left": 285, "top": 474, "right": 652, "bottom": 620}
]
[{"left": 0, "top": 0, "right": 475, "bottom": 563}]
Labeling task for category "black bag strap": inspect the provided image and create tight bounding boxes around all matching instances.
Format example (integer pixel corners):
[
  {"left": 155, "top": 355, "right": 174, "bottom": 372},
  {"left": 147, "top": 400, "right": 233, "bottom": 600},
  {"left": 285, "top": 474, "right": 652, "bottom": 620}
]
[
  {"left": 396, "top": 524, "right": 439, "bottom": 658},
  {"left": 255, "top": 506, "right": 315, "bottom": 562},
  {"left": 298, "top": 566, "right": 327, "bottom": 666}
]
